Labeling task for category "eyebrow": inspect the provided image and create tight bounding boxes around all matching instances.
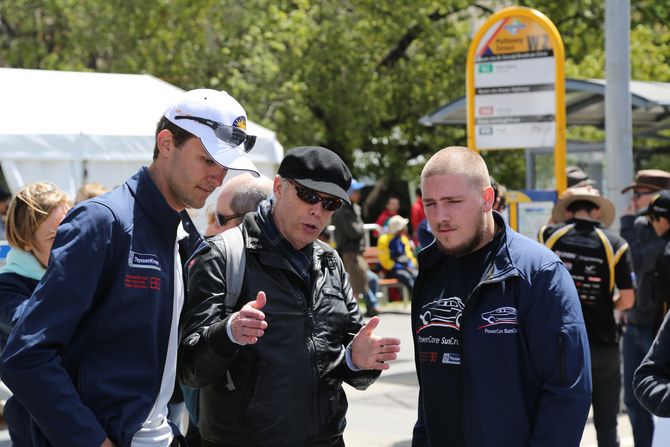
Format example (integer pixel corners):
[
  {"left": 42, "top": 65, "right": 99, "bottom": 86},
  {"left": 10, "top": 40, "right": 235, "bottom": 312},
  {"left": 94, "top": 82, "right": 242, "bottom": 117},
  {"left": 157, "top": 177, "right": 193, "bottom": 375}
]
[{"left": 424, "top": 194, "right": 463, "bottom": 202}]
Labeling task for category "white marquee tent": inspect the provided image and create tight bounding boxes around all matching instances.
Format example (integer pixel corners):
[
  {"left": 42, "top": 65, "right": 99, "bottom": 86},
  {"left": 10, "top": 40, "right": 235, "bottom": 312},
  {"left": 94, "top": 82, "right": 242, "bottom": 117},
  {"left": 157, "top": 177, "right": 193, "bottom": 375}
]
[{"left": 0, "top": 67, "right": 283, "bottom": 231}]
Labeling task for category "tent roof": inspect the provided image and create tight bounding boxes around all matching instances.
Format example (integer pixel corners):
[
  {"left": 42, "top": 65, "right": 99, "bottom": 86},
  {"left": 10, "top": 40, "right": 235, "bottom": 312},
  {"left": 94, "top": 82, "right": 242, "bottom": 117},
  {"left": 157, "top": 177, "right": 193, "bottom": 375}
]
[
  {"left": 419, "top": 78, "right": 670, "bottom": 138},
  {"left": 0, "top": 67, "right": 283, "bottom": 164}
]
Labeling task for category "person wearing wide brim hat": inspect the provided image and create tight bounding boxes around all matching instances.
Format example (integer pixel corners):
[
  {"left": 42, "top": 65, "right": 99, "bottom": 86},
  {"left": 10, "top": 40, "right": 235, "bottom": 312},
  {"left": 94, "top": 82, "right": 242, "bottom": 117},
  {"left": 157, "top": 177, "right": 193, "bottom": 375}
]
[
  {"left": 633, "top": 190, "right": 670, "bottom": 421},
  {"left": 539, "top": 188, "right": 635, "bottom": 447},
  {"left": 551, "top": 186, "right": 616, "bottom": 228},
  {"left": 621, "top": 169, "right": 670, "bottom": 194},
  {"left": 566, "top": 166, "right": 597, "bottom": 189},
  {"left": 620, "top": 171, "right": 670, "bottom": 443},
  {"left": 387, "top": 215, "right": 410, "bottom": 235}
]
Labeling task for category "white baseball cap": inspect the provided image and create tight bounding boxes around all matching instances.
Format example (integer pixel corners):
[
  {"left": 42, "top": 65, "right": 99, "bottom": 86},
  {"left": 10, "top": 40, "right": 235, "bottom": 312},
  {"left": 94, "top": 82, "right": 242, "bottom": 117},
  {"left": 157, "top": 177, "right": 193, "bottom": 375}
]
[{"left": 164, "top": 89, "right": 259, "bottom": 177}]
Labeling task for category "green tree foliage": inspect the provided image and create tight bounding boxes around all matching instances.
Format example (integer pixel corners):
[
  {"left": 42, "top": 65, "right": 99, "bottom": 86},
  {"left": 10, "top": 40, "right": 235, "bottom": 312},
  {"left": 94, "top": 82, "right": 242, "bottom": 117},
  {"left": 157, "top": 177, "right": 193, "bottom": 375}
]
[{"left": 1, "top": 0, "right": 669, "bottom": 186}]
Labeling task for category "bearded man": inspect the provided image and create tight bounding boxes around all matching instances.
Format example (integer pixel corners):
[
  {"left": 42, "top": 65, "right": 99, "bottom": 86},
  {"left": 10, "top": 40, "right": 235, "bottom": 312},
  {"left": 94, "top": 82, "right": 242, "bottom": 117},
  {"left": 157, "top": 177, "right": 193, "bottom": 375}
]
[{"left": 411, "top": 146, "right": 592, "bottom": 447}]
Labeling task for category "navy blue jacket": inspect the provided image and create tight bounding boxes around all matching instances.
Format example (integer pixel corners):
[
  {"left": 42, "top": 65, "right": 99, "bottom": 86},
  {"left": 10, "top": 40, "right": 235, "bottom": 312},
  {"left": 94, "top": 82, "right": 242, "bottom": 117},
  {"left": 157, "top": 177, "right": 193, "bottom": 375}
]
[
  {"left": 412, "top": 213, "right": 592, "bottom": 446},
  {"left": 0, "top": 167, "right": 201, "bottom": 447},
  {"left": 634, "top": 232, "right": 670, "bottom": 415},
  {"left": 0, "top": 272, "right": 37, "bottom": 350},
  {"left": 0, "top": 270, "right": 39, "bottom": 445}
]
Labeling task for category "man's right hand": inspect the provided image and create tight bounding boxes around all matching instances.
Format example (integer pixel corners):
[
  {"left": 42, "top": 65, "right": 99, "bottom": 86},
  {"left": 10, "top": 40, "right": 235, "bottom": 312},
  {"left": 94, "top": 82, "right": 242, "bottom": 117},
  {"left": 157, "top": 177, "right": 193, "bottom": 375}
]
[
  {"left": 100, "top": 438, "right": 117, "bottom": 447},
  {"left": 229, "top": 291, "right": 268, "bottom": 345}
]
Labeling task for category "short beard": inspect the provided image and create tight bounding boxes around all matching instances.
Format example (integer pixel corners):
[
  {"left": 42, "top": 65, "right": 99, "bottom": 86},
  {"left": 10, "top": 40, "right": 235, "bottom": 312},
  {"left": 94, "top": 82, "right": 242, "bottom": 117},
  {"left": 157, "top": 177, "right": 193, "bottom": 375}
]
[{"left": 438, "top": 212, "right": 488, "bottom": 257}]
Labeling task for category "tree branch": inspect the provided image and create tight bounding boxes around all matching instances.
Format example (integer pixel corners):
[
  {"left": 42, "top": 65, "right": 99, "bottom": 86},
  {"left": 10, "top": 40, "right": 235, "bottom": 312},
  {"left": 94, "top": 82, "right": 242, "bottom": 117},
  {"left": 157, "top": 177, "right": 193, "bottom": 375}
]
[
  {"left": 377, "top": 7, "right": 467, "bottom": 70},
  {"left": 377, "top": 3, "right": 496, "bottom": 71},
  {"left": 0, "top": 14, "right": 16, "bottom": 39}
]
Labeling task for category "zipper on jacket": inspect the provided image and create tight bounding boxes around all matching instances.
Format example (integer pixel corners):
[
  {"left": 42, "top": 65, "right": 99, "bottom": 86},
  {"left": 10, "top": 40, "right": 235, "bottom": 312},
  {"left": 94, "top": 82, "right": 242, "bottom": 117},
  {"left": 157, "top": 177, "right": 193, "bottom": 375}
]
[
  {"left": 306, "top": 277, "right": 320, "bottom": 440},
  {"left": 460, "top": 273, "right": 517, "bottom": 446},
  {"left": 242, "top": 360, "right": 265, "bottom": 425}
]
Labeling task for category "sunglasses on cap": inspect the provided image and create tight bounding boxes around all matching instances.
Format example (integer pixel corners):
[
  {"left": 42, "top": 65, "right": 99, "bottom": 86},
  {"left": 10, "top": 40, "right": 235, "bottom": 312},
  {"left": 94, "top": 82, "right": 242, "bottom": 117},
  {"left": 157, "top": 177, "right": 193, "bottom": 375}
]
[
  {"left": 288, "top": 180, "right": 343, "bottom": 211},
  {"left": 215, "top": 211, "right": 245, "bottom": 227},
  {"left": 174, "top": 115, "right": 256, "bottom": 152}
]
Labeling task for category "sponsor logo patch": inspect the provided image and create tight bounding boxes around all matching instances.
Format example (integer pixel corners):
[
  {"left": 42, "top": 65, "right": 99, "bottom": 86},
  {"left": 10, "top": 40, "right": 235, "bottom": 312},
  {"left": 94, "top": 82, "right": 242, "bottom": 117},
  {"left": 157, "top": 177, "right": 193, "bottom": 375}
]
[
  {"left": 478, "top": 306, "right": 518, "bottom": 330},
  {"left": 128, "top": 251, "right": 161, "bottom": 271},
  {"left": 442, "top": 353, "right": 461, "bottom": 365},
  {"left": 233, "top": 116, "right": 247, "bottom": 130},
  {"left": 417, "top": 297, "right": 465, "bottom": 332},
  {"left": 124, "top": 274, "right": 161, "bottom": 291}
]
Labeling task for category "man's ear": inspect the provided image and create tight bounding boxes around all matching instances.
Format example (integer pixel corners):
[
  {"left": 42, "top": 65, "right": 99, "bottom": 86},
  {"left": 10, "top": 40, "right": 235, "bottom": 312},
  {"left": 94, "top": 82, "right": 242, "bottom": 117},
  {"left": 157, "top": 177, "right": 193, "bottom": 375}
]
[
  {"left": 155, "top": 129, "right": 174, "bottom": 158},
  {"left": 273, "top": 175, "right": 283, "bottom": 197},
  {"left": 483, "top": 185, "right": 495, "bottom": 211}
]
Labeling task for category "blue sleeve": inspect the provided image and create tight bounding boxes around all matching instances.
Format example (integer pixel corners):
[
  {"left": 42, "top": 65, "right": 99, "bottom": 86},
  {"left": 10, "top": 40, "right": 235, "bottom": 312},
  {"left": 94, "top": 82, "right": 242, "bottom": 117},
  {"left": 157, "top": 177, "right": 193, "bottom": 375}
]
[
  {"left": 0, "top": 204, "right": 115, "bottom": 447},
  {"left": 0, "top": 281, "right": 30, "bottom": 348},
  {"left": 634, "top": 312, "right": 670, "bottom": 416},
  {"left": 389, "top": 237, "right": 402, "bottom": 261},
  {"left": 524, "top": 261, "right": 592, "bottom": 446}
]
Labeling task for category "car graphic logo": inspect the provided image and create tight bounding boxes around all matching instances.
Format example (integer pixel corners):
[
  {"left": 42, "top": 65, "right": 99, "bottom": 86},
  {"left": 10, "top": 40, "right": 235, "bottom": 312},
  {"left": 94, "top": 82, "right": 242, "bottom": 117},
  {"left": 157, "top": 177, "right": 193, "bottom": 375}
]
[
  {"left": 418, "top": 297, "right": 465, "bottom": 330},
  {"left": 478, "top": 306, "right": 518, "bottom": 329}
]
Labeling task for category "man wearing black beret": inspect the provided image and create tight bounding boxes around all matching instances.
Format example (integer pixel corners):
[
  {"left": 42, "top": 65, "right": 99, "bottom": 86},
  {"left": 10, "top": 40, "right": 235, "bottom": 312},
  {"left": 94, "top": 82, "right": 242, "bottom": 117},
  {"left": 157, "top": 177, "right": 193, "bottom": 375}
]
[{"left": 179, "top": 146, "right": 401, "bottom": 446}]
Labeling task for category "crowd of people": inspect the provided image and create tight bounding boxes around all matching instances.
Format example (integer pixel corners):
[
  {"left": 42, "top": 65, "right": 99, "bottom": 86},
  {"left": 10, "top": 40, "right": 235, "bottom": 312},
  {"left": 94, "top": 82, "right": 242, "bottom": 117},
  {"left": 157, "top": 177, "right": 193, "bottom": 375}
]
[{"left": 2, "top": 87, "right": 670, "bottom": 447}]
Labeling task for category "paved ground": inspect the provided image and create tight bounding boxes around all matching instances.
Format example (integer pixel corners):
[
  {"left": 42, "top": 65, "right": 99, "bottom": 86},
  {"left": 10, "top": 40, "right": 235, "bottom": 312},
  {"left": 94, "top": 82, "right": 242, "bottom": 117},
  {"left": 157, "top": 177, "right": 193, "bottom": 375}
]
[{"left": 0, "top": 307, "right": 639, "bottom": 446}]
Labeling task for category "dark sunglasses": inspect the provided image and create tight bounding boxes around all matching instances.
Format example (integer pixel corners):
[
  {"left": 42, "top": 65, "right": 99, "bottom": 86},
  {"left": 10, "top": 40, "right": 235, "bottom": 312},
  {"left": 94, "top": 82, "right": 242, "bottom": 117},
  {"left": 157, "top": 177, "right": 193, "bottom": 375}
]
[
  {"left": 215, "top": 212, "right": 245, "bottom": 227},
  {"left": 288, "top": 180, "right": 343, "bottom": 211},
  {"left": 174, "top": 115, "right": 256, "bottom": 152},
  {"left": 633, "top": 190, "right": 656, "bottom": 199}
]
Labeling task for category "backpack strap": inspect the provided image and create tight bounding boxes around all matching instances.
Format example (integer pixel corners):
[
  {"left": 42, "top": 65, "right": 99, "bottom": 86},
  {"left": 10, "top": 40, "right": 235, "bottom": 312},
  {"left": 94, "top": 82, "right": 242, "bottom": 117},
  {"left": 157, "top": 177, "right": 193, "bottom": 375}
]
[
  {"left": 221, "top": 225, "right": 246, "bottom": 314},
  {"left": 593, "top": 227, "right": 619, "bottom": 292},
  {"left": 543, "top": 223, "right": 576, "bottom": 251},
  {"left": 537, "top": 224, "right": 548, "bottom": 244}
]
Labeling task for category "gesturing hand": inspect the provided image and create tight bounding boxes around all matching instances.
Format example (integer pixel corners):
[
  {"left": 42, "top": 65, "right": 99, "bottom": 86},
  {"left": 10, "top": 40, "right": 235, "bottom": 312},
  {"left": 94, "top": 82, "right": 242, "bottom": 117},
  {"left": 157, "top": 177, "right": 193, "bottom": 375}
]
[
  {"left": 351, "top": 316, "right": 401, "bottom": 370},
  {"left": 229, "top": 291, "right": 268, "bottom": 345}
]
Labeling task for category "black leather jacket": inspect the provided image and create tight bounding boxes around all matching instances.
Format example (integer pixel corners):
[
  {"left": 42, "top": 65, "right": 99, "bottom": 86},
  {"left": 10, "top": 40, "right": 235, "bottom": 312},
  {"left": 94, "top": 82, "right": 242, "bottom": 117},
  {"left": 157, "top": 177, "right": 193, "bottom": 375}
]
[{"left": 178, "top": 213, "right": 380, "bottom": 446}]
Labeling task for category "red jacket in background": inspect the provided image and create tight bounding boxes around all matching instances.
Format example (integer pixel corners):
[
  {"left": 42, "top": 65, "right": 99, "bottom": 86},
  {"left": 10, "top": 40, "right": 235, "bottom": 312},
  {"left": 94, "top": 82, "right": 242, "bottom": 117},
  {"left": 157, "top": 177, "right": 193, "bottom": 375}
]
[{"left": 410, "top": 198, "right": 425, "bottom": 235}]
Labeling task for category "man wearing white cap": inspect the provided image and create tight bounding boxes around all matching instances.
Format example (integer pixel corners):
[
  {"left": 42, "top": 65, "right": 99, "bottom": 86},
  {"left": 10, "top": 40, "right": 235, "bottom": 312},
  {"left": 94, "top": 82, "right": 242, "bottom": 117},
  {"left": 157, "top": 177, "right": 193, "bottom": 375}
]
[
  {"left": 539, "top": 187, "right": 635, "bottom": 447},
  {"left": 0, "top": 89, "right": 258, "bottom": 447}
]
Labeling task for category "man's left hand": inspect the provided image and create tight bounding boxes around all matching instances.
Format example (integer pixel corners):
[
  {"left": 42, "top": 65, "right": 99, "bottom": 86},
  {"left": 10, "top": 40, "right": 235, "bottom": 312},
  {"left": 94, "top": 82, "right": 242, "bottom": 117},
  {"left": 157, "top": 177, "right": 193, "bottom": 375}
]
[{"left": 351, "top": 316, "right": 401, "bottom": 370}]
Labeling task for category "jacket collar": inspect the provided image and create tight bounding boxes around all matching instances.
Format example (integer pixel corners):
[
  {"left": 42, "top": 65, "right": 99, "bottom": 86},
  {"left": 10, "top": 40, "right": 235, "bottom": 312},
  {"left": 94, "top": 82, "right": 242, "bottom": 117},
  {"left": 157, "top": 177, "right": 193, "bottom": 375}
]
[
  {"left": 127, "top": 167, "right": 181, "bottom": 232},
  {"left": 243, "top": 212, "right": 336, "bottom": 269},
  {"left": 565, "top": 217, "right": 604, "bottom": 229}
]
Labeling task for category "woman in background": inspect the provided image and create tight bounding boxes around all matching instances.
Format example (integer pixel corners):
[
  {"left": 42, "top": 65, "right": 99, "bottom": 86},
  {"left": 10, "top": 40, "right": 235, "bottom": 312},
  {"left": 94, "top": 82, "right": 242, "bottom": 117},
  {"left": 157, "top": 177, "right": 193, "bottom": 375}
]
[{"left": 0, "top": 182, "right": 71, "bottom": 444}]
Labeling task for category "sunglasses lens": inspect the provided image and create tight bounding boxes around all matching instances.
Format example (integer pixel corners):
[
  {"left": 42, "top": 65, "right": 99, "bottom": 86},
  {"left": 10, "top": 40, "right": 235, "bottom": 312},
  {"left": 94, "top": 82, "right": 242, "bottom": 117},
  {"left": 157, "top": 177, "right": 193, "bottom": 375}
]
[
  {"left": 296, "top": 188, "right": 320, "bottom": 205},
  {"left": 322, "top": 199, "right": 343, "bottom": 211},
  {"left": 293, "top": 183, "right": 342, "bottom": 210},
  {"left": 244, "top": 135, "right": 257, "bottom": 152}
]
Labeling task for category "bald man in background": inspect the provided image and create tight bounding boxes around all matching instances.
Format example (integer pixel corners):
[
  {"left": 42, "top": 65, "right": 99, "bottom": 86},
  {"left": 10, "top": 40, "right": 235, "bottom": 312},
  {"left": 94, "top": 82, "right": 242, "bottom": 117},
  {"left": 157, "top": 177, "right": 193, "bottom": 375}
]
[{"left": 205, "top": 174, "right": 274, "bottom": 237}]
